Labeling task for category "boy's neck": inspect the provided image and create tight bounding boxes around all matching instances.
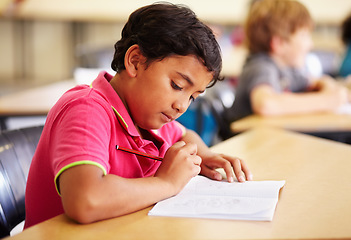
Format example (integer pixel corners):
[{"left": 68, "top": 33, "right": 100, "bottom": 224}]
[
  {"left": 110, "top": 72, "right": 132, "bottom": 117},
  {"left": 110, "top": 74, "right": 162, "bottom": 149}
]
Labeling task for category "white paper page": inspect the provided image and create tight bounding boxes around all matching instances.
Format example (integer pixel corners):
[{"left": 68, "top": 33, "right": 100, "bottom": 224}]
[{"left": 149, "top": 176, "right": 285, "bottom": 221}]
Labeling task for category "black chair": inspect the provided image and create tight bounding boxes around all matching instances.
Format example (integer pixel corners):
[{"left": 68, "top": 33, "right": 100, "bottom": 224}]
[
  {"left": 0, "top": 125, "right": 43, "bottom": 238},
  {"left": 205, "top": 80, "right": 237, "bottom": 141}
]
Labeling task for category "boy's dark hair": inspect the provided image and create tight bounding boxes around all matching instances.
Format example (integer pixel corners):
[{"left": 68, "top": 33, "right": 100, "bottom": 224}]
[
  {"left": 111, "top": 2, "right": 222, "bottom": 86},
  {"left": 341, "top": 13, "right": 351, "bottom": 45}
]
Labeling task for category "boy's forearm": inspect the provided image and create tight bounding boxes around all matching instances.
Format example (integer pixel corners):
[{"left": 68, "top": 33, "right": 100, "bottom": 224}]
[
  {"left": 60, "top": 165, "right": 174, "bottom": 224},
  {"left": 251, "top": 84, "right": 347, "bottom": 116},
  {"left": 259, "top": 93, "right": 339, "bottom": 115}
]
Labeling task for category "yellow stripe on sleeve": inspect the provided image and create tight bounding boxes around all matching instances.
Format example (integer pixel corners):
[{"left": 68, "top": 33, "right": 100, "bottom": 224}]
[{"left": 54, "top": 161, "right": 107, "bottom": 196}]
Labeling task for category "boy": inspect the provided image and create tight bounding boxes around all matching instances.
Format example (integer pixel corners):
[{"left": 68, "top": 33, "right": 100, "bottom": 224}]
[
  {"left": 228, "top": 0, "right": 349, "bottom": 121},
  {"left": 24, "top": 3, "right": 252, "bottom": 228}
]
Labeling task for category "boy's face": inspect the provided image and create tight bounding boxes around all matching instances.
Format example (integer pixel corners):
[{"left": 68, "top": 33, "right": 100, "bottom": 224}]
[
  {"left": 126, "top": 55, "right": 213, "bottom": 130},
  {"left": 277, "top": 27, "right": 313, "bottom": 68}
]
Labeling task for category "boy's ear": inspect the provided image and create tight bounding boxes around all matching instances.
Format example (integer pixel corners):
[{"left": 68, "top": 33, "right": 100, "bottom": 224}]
[
  {"left": 124, "top": 45, "right": 144, "bottom": 77},
  {"left": 270, "top": 35, "right": 285, "bottom": 54}
]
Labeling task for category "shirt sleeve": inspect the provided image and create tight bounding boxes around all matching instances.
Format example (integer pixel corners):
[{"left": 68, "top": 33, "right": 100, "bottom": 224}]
[
  {"left": 288, "top": 68, "right": 310, "bottom": 92},
  {"left": 50, "top": 96, "right": 112, "bottom": 188},
  {"left": 242, "top": 57, "right": 282, "bottom": 93}
]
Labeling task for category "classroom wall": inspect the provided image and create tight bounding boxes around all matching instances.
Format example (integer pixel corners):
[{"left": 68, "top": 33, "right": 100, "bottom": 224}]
[
  {"left": 0, "top": 0, "right": 350, "bottom": 87},
  {"left": 0, "top": 19, "right": 18, "bottom": 83},
  {"left": 0, "top": 20, "right": 74, "bottom": 85}
]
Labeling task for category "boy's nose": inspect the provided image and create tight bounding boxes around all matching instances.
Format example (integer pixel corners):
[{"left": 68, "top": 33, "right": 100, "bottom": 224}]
[{"left": 173, "top": 99, "right": 189, "bottom": 114}]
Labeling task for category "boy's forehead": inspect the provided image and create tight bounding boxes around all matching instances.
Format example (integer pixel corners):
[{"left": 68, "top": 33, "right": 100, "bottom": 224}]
[
  {"left": 165, "top": 54, "right": 209, "bottom": 69},
  {"left": 178, "top": 56, "right": 213, "bottom": 81}
]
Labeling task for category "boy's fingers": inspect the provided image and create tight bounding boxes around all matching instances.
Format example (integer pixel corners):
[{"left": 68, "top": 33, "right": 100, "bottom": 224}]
[
  {"left": 231, "top": 158, "right": 245, "bottom": 182},
  {"left": 173, "top": 141, "right": 186, "bottom": 148},
  {"left": 193, "top": 165, "right": 202, "bottom": 177},
  {"left": 227, "top": 156, "right": 252, "bottom": 182},
  {"left": 200, "top": 166, "right": 223, "bottom": 181},
  {"left": 221, "top": 162, "right": 235, "bottom": 183},
  {"left": 234, "top": 158, "right": 253, "bottom": 181},
  {"left": 239, "top": 159, "right": 253, "bottom": 181},
  {"left": 185, "top": 143, "right": 198, "bottom": 155},
  {"left": 176, "top": 141, "right": 197, "bottom": 155},
  {"left": 191, "top": 155, "right": 202, "bottom": 166}
]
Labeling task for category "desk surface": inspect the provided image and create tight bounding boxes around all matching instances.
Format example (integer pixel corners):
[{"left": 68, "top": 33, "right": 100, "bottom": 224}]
[
  {"left": 7, "top": 127, "right": 351, "bottom": 240},
  {"left": 231, "top": 112, "right": 351, "bottom": 133},
  {"left": 0, "top": 80, "right": 76, "bottom": 116}
]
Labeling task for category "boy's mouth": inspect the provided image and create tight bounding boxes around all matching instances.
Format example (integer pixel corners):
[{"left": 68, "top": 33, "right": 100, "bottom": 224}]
[{"left": 161, "top": 112, "right": 175, "bottom": 122}]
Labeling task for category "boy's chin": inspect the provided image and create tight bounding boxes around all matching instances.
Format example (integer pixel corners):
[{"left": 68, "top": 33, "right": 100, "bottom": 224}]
[{"left": 145, "top": 122, "right": 168, "bottom": 130}]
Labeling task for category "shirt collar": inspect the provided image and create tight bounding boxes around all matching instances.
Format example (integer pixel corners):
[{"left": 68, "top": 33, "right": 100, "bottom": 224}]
[{"left": 91, "top": 71, "right": 140, "bottom": 137}]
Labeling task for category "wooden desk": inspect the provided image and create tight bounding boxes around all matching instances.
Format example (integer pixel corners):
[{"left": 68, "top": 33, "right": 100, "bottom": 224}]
[
  {"left": 231, "top": 112, "right": 351, "bottom": 142},
  {"left": 0, "top": 80, "right": 76, "bottom": 117},
  {"left": 0, "top": 80, "right": 76, "bottom": 130},
  {"left": 6, "top": 127, "right": 351, "bottom": 240}
]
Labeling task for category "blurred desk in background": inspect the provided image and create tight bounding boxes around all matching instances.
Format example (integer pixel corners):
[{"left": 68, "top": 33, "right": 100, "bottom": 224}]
[
  {"left": 230, "top": 110, "right": 351, "bottom": 143},
  {"left": 0, "top": 80, "right": 76, "bottom": 130}
]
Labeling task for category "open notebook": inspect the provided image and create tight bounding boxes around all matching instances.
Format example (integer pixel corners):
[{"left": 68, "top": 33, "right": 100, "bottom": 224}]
[{"left": 149, "top": 175, "right": 285, "bottom": 221}]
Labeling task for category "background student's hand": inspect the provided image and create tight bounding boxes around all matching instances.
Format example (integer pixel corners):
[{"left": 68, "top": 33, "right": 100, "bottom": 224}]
[
  {"left": 200, "top": 153, "right": 253, "bottom": 183},
  {"left": 341, "top": 76, "right": 351, "bottom": 102},
  {"left": 154, "top": 141, "right": 201, "bottom": 195},
  {"left": 314, "top": 76, "right": 349, "bottom": 107}
]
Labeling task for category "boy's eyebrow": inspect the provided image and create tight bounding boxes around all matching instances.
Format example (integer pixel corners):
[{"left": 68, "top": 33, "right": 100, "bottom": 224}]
[{"left": 177, "top": 71, "right": 205, "bottom": 93}]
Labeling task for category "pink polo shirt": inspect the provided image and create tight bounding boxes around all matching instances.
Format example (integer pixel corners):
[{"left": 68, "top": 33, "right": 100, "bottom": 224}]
[{"left": 24, "top": 71, "right": 184, "bottom": 228}]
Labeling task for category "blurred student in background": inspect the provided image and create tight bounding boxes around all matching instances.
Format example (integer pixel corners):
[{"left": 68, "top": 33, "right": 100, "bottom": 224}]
[{"left": 227, "top": 0, "right": 349, "bottom": 122}]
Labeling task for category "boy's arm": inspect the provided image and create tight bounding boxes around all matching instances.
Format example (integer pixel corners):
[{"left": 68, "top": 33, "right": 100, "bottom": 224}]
[
  {"left": 59, "top": 141, "right": 201, "bottom": 224},
  {"left": 181, "top": 129, "right": 253, "bottom": 183},
  {"left": 250, "top": 77, "right": 349, "bottom": 116}
]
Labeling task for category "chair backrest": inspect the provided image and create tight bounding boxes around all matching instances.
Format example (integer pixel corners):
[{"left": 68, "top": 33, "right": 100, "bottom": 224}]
[
  {"left": 0, "top": 125, "right": 43, "bottom": 238},
  {"left": 177, "top": 96, "right": 218, "bottom": 146},
  {"left": 203, "top": 80, "right": 237, "bottom": 142},
  {"left": 177, "top": 79, "right": 237, "bottom": 146}
]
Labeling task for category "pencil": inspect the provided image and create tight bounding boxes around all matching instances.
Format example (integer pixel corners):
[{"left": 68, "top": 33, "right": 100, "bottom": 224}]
[{"left": 115, "top": 145, "right": 163, "bottom": 161}]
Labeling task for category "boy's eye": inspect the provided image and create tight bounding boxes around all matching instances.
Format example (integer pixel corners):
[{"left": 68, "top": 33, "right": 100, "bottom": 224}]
[
  {"left": 171, "top": 81, "right": 196, "bottom": 102},
  {"left": 171, "top": 81, "right": 182, "bottom": 91}
]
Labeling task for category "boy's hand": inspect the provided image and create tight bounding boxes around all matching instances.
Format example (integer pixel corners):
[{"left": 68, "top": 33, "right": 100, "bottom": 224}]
[
  {"left": 200, "top": 154, "right": 253, "bottom": 183},
  {"left": 154, "top": 141, "right": 201, "bottom": 195},
  {"left": 316, "top": 77, "right": 349, "bottom": 106}
]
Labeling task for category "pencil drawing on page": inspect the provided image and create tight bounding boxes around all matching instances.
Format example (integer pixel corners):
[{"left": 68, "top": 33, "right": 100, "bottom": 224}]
[{"left": 149, "top": 175, "right": 285, "bottom": 221}]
